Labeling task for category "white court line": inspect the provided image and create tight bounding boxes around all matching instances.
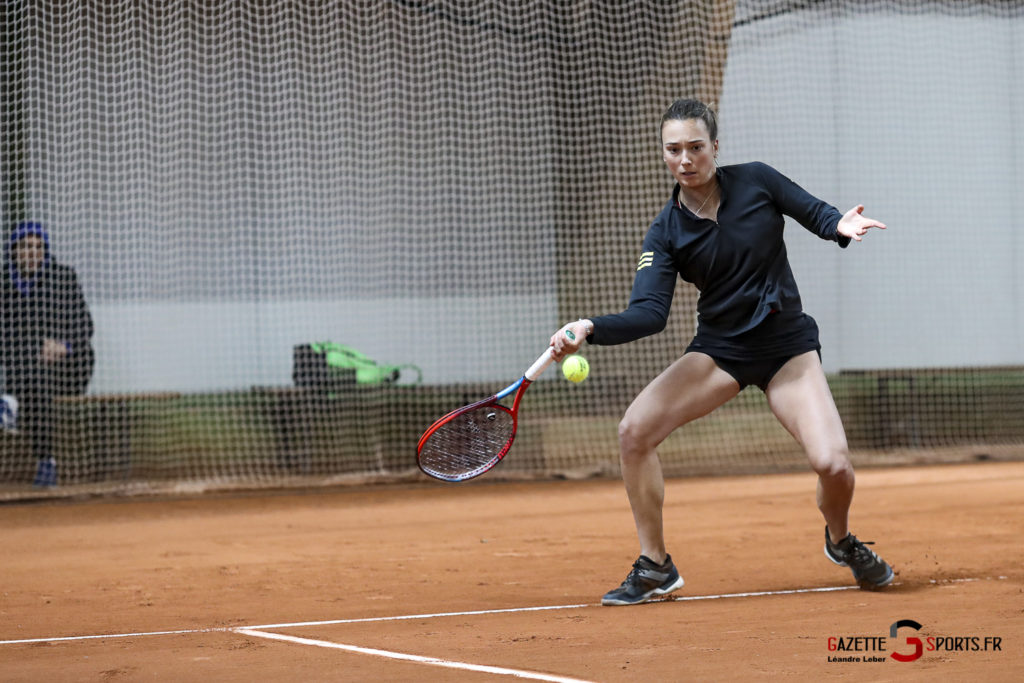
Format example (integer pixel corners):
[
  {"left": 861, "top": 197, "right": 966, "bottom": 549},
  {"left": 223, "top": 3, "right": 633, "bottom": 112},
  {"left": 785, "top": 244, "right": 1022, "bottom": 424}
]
[
  {"left": 669, "top": 585, "right": 858, "bottom": 601},
  {"left": 0, "top": 577, "right": 1004, "bottom": 645},
  {"left": 243, "top": 602, "right": 590, "bottom": 630},
  {"left": 0, "top": 628, "right": 221, "bottom": 646},
  {"left": 236, "top": 628, "right": 595, "bottom": 683},
  {"left": 237, "top": 585, "right": 856, "bottom": 634}
]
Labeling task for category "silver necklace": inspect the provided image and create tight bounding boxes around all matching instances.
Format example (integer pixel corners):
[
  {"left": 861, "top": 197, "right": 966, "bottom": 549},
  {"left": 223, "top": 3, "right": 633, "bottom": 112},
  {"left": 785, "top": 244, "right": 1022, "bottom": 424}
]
[{"left": 681, "top": 183, "right": 718, "bottom": 218}]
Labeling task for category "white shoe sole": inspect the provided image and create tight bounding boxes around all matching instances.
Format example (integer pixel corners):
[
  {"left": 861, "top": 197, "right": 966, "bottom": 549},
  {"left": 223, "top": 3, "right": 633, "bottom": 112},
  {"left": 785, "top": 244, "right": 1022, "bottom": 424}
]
[{"left": 601, "top": 575, "right": 685, "bottom": 606}]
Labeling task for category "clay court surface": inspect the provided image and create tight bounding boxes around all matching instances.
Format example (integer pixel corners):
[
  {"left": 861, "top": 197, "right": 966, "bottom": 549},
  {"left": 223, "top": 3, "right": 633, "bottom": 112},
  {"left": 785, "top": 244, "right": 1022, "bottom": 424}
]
[{"left": 1, "top": 461, "right": 1021, "bottom": 681}]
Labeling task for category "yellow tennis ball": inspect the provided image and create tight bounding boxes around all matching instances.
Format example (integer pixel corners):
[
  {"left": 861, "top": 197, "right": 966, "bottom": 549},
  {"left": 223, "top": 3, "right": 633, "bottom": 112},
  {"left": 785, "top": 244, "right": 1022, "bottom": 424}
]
[{"left": 562, "top": 355, "right": 590, "bottom": 384}]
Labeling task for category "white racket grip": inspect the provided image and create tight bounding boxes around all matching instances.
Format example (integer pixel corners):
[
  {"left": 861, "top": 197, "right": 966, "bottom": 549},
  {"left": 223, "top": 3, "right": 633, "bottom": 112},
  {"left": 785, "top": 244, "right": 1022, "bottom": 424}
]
[{"left": 524, "top": 347, "right": 556, "bottom": 381}]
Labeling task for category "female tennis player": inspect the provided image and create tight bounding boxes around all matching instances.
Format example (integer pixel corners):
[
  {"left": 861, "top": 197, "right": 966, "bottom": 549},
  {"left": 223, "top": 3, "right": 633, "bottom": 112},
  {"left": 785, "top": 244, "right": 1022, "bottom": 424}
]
[{"left": 550, "top": 98, "right": 893, "bottom": 605}]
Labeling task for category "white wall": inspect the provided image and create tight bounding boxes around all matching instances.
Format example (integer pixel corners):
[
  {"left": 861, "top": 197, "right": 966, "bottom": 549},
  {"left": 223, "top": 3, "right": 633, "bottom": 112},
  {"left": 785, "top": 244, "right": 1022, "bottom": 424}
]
[
  {"left": 25, "top": 5, "right": 1023, "bottom": 394},
  {"left": 721, "top": 9, "right": 1023, "bottom": 371},
  {"left": 22, "top": 3, "right": 564, "bottom": 394},
  {"left": 89, "top": 296, "right": 557, "bottom": 393}
]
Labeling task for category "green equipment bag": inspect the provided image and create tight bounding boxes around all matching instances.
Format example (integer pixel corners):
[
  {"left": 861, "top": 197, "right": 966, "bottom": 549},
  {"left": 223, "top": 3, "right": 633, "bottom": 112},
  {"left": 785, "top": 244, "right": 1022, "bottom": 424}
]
[{"left": 292, "top": 342, "right": 422, "bottom": 389}]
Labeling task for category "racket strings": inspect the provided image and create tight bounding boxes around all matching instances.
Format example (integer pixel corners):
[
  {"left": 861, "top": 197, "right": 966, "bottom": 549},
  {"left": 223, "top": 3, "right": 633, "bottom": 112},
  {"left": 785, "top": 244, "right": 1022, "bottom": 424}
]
[{"left": 418, "top": 406, "right": 515, "bottom": 479}]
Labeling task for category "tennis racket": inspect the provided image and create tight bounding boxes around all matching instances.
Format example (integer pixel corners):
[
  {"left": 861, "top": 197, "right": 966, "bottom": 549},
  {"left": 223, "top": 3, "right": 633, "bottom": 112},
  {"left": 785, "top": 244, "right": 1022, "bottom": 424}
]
[{"left": 417, "top": 345, "right": 558, "bottom": 482}]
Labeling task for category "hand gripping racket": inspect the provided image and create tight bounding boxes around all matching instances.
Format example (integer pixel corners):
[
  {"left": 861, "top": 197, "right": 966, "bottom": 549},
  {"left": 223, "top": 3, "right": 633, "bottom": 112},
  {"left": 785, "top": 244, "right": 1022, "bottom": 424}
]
[{"left": 417, "top": 345, "right": 558, "bottom": 482}]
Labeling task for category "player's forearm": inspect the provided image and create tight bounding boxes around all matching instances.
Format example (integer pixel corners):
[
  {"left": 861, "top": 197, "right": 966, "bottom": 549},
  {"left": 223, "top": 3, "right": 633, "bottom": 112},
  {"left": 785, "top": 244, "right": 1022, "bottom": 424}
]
[{"left": 588, "top": 304, "right": 668, "bottom": 345}]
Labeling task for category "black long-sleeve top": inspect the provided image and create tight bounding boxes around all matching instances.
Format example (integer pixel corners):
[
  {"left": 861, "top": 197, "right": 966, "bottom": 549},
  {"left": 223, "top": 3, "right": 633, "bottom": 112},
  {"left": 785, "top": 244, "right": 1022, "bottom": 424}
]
[{"left": 589, "top": 162, "right": 849, "bottom": 345}]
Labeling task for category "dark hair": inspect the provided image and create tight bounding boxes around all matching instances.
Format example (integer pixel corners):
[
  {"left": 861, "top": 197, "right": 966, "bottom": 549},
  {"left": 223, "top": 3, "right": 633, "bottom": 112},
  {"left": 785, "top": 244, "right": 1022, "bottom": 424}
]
[{"left": 661, "top": 98, "right": 718, "bottom": 141}]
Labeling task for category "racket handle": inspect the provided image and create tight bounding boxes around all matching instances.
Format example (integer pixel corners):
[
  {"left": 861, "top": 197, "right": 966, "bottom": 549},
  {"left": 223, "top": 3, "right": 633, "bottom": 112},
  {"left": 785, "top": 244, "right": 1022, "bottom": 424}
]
[{"left": 525, "top": 347, "right": 556, "bottom": 381}]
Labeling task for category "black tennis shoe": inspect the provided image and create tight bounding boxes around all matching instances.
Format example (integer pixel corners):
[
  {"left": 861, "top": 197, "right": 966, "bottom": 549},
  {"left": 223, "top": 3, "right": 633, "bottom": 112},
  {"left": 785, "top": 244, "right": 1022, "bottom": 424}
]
[
  {"left": 824, "top": 526, "right": 894, "bottom": 590},
  {"left": 601, "top": 554, "right": 685, "bottom": 606}
]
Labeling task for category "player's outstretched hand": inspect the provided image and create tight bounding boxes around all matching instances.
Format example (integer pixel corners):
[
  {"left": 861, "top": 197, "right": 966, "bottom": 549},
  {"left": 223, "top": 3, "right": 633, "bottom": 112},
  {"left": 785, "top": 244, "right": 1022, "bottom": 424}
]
[
  {"left": 837, "top": 205, "right": 886, "bottom": 242},
  {"left": 549, "top": 319, "right": 592, "bottom": 361}
]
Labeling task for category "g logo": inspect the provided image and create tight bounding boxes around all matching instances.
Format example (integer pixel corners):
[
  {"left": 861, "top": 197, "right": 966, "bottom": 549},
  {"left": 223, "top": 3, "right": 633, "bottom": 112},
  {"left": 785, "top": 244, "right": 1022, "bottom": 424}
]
[{"left": 890, "top": 619, "right": 924, "bottom": 662}]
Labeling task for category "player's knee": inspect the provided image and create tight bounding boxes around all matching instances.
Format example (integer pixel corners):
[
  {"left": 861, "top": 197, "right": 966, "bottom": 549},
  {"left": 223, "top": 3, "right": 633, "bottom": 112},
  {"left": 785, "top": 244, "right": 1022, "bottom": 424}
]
[
  {"left": 811, "top": 447, "right": 853, "bottom": 481},
  {"left": 617, "top": 415, "right": 652, "bottom": 462}
]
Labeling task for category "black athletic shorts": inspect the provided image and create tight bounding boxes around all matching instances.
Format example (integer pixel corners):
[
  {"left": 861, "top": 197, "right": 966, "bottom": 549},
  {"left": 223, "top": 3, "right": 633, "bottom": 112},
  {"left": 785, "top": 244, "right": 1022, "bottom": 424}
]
[{"left": 685, "top": 311, "right": 822, "bottom": 391}]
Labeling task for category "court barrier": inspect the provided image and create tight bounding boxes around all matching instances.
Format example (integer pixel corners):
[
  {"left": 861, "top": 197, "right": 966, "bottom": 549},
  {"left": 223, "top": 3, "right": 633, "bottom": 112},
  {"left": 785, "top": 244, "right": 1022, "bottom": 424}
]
[
  {"left": 1, "top": 368, "right": 1022, "bottom": 500},
  {"left": 4, "top": 2, "right": 1023, "bottom": 505}
]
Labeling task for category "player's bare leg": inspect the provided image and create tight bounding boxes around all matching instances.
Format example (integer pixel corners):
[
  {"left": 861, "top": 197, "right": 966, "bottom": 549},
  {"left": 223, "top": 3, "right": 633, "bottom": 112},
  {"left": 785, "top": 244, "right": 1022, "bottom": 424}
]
[
  {"left": 766, "top": 350, "right": 894, "bottom": 589},
  {"left": 618, "top": 352, "right": 740, "bottom": 563},
  {"left": 765, "top": 351, "right": 853, "bottom": 540},
  {"left": 601, "top": 352, "right": 739, "bottom": 605}
]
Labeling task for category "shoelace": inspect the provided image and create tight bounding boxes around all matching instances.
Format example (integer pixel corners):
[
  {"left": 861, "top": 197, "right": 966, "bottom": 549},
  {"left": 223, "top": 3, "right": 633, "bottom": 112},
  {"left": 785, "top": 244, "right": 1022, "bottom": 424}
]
[
  {"left": 623, "top": 560, "right": 645, "bottom": 583},
  {"left": 846, "top": 537, "right": 881, "bottom": 566},
  {"left": 620, "top": 558, "right": 657, "bottom": 587}
]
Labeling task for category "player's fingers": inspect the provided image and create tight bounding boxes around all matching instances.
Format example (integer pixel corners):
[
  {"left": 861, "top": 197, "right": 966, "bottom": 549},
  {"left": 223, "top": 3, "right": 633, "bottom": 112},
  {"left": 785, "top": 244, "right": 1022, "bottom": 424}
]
[
  {"left": 556, "top": 338, "right": 579, "bottom": 356},
  {"left": 552, "top": 346, "right": 575, "bottom": 362},
  {"left": 549, "top": 331, "right": 575, "bottom": 360},
  {"left": 857, "top": 213, "right": 886, "bottom": 229}
]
